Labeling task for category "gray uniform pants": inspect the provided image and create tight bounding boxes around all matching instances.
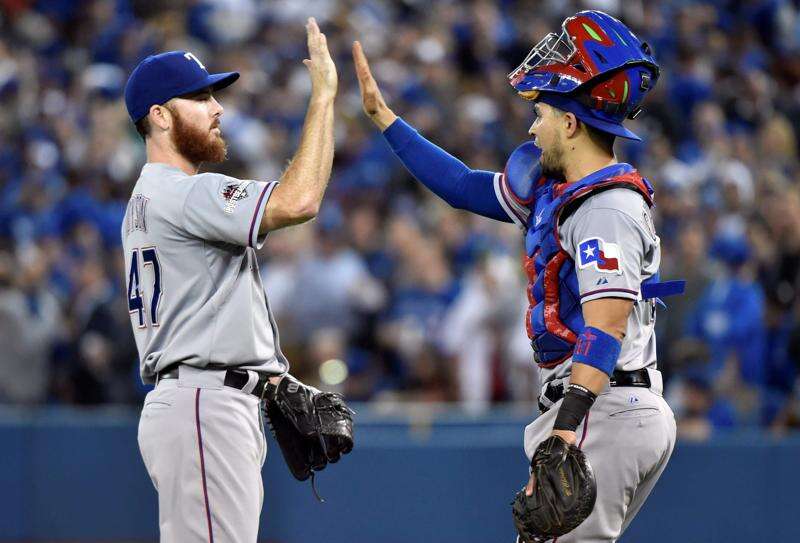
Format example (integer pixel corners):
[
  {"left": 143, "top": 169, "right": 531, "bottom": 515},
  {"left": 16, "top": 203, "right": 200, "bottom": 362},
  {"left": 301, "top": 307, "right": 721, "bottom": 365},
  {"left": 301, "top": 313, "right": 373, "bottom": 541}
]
[
  {"left": 138, "top": 366, "right": 268, "bottom": 543},
  {"left": 523, "top": 369, "right": 676, "bottom": 542}
]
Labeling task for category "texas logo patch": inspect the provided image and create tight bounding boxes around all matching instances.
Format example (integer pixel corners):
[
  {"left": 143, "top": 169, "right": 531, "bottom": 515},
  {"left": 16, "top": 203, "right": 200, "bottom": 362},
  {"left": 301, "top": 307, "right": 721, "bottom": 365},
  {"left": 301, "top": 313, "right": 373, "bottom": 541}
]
[{"left": 577, "top": 237, "right": 622, "bottom": 274}]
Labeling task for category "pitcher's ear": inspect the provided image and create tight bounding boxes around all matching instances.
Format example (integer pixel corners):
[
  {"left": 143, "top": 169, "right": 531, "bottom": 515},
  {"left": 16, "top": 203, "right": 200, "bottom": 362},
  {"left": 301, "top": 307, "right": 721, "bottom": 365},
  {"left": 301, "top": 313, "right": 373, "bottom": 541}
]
[{"left": 149, "top": 104, "right": 173, "bottom": 132}]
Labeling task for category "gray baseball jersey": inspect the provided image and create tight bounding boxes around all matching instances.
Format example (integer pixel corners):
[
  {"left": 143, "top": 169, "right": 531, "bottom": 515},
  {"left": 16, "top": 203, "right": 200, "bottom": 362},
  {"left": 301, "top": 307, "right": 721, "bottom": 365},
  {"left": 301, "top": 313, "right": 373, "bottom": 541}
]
[
  {"left": 121, "top": 162, "right": 288, "bottom": 384},
  {"left": 543, "top": 187, "right": 660, "bottom": 384},
  {"left": 496, "top": 173, "right": 661, "bottom": 387}
]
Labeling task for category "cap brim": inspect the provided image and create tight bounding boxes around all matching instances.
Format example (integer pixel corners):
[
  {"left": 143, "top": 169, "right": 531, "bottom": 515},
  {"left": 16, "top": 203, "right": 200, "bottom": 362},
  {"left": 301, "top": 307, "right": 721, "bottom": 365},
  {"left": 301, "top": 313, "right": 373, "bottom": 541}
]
[
  {"left": 535, "top": 92, "right": 643, "bottom": 141},
  {"left": 578, "top": 114, "right": 642, "bottom": 141},
  {"left": 207, "top": 71, "right": 239, "bottom": 92},
  {"left": 178, "top": 71, "right": 240, "bottom": 98}
]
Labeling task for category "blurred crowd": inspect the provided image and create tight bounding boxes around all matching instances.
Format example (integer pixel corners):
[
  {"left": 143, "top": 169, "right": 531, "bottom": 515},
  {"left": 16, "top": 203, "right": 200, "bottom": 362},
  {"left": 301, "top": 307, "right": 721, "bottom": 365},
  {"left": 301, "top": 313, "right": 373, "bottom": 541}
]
[{"left": 0, "top": 0, "right": 799, "bottom": 438}]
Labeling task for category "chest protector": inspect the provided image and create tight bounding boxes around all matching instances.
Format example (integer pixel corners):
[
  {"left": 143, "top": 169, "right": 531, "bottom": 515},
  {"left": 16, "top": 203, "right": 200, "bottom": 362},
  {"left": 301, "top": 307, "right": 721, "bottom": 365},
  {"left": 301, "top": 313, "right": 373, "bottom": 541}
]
[{"left": 504, "top": 142, "right": 681, "bottom": 369}]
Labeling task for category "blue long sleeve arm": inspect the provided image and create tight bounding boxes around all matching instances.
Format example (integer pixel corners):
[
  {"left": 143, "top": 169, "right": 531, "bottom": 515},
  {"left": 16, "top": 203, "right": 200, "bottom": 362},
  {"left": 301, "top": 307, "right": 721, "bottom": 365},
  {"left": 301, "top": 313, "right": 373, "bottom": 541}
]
[{"left": 382, "top": 118, "right": 512, "bottom": 223}]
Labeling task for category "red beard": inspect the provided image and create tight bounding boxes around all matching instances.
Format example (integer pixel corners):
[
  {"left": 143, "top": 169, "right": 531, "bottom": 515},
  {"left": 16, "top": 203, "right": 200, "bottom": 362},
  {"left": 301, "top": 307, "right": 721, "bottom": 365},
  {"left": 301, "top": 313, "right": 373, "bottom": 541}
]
[{"left": 170, "top": 111, "right": 227, "bottom": 165}]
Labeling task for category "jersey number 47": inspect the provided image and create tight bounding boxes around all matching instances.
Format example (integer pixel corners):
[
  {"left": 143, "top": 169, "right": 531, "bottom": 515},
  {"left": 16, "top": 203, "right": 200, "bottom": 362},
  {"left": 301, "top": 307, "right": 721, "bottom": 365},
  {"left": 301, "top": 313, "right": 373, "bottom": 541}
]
[{"left": 127, "top": 247, "right": 162, "bottom": 329}]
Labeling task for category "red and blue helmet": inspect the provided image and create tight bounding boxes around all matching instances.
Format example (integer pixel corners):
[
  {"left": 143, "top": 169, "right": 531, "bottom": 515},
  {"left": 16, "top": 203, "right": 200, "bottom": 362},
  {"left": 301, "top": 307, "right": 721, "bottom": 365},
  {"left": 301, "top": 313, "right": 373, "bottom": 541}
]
[{"left": 508, "top": 11, "right": 659, "bottom": 141}]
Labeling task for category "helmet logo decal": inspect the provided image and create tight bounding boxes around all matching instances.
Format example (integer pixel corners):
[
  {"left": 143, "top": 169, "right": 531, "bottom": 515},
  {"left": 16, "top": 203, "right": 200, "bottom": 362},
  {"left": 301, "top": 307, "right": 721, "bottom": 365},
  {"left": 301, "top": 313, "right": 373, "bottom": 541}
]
[{"left": 582, "top": 23, "right": 603, "bottom": 42}]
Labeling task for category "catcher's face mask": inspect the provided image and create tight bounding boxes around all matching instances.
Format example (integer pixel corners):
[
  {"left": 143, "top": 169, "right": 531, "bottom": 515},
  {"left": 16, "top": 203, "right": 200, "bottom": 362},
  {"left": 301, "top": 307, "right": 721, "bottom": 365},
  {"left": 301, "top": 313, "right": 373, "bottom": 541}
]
[{"left": 508, "top": 30, "right": 576, "bottom": 85}]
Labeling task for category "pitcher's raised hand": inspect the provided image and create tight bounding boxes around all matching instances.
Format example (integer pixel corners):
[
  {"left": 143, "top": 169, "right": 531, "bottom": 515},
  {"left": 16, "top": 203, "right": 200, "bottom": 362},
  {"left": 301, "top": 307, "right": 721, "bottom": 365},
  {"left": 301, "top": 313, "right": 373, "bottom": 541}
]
[{"left": 305, "top": 18, "right": 337, "bottom": 101}]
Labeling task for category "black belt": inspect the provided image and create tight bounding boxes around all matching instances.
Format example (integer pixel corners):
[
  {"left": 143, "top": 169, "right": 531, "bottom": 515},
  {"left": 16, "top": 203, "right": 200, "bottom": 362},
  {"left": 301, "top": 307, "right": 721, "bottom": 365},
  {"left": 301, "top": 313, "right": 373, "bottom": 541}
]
[
  {"left": 609, "top": 368, "right": 651, "bottom": 388},
  {"left": 157, "top": 364, "right": 270, "bottom": 398},
  {"left": 539, "top": 368, "right": 651, "bottom": 413}
]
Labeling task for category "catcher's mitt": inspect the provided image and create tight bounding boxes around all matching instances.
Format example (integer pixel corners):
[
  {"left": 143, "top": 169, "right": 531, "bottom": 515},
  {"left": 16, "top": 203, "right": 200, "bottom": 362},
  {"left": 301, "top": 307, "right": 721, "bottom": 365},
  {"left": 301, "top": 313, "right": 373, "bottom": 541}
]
[
  {"left": 512, "top": 435, "right": 596, "bottom": 542},
  {"left": 263, "top": 374, "right": 354, "bottom": 496}
]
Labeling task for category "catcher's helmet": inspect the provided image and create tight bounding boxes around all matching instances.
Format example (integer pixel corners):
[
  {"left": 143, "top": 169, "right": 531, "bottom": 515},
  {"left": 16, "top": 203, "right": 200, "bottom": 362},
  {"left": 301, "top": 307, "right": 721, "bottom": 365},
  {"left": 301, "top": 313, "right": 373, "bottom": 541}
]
[{"left": 508, "top": 10, "right": 658, "bottom": 141}]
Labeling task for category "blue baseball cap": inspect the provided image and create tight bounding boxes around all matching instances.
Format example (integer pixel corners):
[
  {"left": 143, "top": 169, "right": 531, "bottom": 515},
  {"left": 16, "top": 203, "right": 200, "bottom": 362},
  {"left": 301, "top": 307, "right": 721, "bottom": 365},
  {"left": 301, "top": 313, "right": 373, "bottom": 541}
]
[{"left": 124, "top": 50, "right": 239, "bottom": 123}]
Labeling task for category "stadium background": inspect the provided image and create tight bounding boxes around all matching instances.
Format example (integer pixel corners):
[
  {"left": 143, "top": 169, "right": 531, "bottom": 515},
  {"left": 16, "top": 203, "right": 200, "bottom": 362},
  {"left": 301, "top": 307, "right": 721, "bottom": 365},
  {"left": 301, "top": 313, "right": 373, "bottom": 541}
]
[{"left": 1, "top": 0, "right": 799, "bottom": 541}]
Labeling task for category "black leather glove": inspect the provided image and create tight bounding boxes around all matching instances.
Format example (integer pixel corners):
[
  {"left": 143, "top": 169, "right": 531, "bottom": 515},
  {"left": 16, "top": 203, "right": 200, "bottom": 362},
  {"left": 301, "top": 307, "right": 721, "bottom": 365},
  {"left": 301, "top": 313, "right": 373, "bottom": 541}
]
[
  {"left": 264, "top": 374, "right": 354, "bottom": 482},
  {"left": 512, "top": 435, "right": 597, "bottom": 542}
]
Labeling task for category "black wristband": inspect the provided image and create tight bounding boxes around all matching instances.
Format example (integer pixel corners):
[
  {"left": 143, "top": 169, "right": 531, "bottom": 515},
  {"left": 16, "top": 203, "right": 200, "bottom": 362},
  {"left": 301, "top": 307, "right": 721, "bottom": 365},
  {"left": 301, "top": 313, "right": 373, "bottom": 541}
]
[{"left": 553, "top": 384, "right": 597, "bottom": 432}]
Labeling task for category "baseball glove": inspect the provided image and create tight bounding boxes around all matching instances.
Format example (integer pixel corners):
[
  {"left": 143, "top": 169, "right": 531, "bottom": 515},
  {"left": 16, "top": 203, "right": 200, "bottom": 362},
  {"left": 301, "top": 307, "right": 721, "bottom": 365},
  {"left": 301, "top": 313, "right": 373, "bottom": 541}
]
[
  {"left": 263, "top": 374, "right": 354, "bottom": 490},
  {"left": 512, "top": 435, "right": 597, "bottom": 542}
]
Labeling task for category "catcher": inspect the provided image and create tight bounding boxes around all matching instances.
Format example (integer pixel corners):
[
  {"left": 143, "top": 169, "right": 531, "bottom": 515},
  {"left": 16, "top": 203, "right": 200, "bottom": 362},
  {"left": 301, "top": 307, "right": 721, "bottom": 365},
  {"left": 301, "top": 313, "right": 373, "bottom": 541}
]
[
  {"left": 124, "top": 18, "right": 353, "bottom": 542},
  {"left": 354, "top": 10, "right": 681, "bottom": 542}
]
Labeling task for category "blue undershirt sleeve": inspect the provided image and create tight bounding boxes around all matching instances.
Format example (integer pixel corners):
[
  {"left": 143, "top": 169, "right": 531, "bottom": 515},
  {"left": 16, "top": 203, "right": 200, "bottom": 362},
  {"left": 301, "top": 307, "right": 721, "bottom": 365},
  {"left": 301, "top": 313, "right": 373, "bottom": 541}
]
[{"left": 382, "top": 117, "right": 512, "bottom": 223}]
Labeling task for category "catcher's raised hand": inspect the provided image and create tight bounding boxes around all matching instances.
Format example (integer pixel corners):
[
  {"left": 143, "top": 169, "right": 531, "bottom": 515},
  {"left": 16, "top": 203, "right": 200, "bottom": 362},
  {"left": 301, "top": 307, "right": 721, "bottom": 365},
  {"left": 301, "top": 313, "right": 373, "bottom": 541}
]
[
  {"left": 304, "top": 17, "right": 337, "bottom": 101},
  {"left": 352, "top": 40, "right": 397, "bottom": 131}
]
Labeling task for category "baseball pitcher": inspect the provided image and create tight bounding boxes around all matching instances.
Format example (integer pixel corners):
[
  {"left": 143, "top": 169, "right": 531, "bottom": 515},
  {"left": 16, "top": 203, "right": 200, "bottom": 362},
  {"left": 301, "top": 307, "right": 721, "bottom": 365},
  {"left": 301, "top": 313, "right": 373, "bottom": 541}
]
[
  {"left": 354, "top": 10, "right": 683, "bottom": 542},
  {"left": 122, "top": 19, "right": 353, "bottom": 543}
]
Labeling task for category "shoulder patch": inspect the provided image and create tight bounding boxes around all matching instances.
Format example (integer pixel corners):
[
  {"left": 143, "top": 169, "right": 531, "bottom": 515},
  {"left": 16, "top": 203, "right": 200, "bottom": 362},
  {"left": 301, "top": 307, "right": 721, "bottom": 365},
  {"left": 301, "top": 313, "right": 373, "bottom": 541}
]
[
  {"left": 221, "top": 181, "right": 250, "bottom": 214},
  {"left": 577, "top": 237, "right": 623, "bottom": 275}
]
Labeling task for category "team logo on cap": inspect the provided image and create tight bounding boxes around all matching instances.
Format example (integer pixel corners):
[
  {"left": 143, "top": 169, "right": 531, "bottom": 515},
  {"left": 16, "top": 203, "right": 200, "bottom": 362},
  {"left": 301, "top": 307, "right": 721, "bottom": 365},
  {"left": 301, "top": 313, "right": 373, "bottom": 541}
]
[
  {"left": 577, "top": 237, "right": 622, "bottom": 274},
  {"left": 184, "top": 52, "right": 206, "bottom": 70}
]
